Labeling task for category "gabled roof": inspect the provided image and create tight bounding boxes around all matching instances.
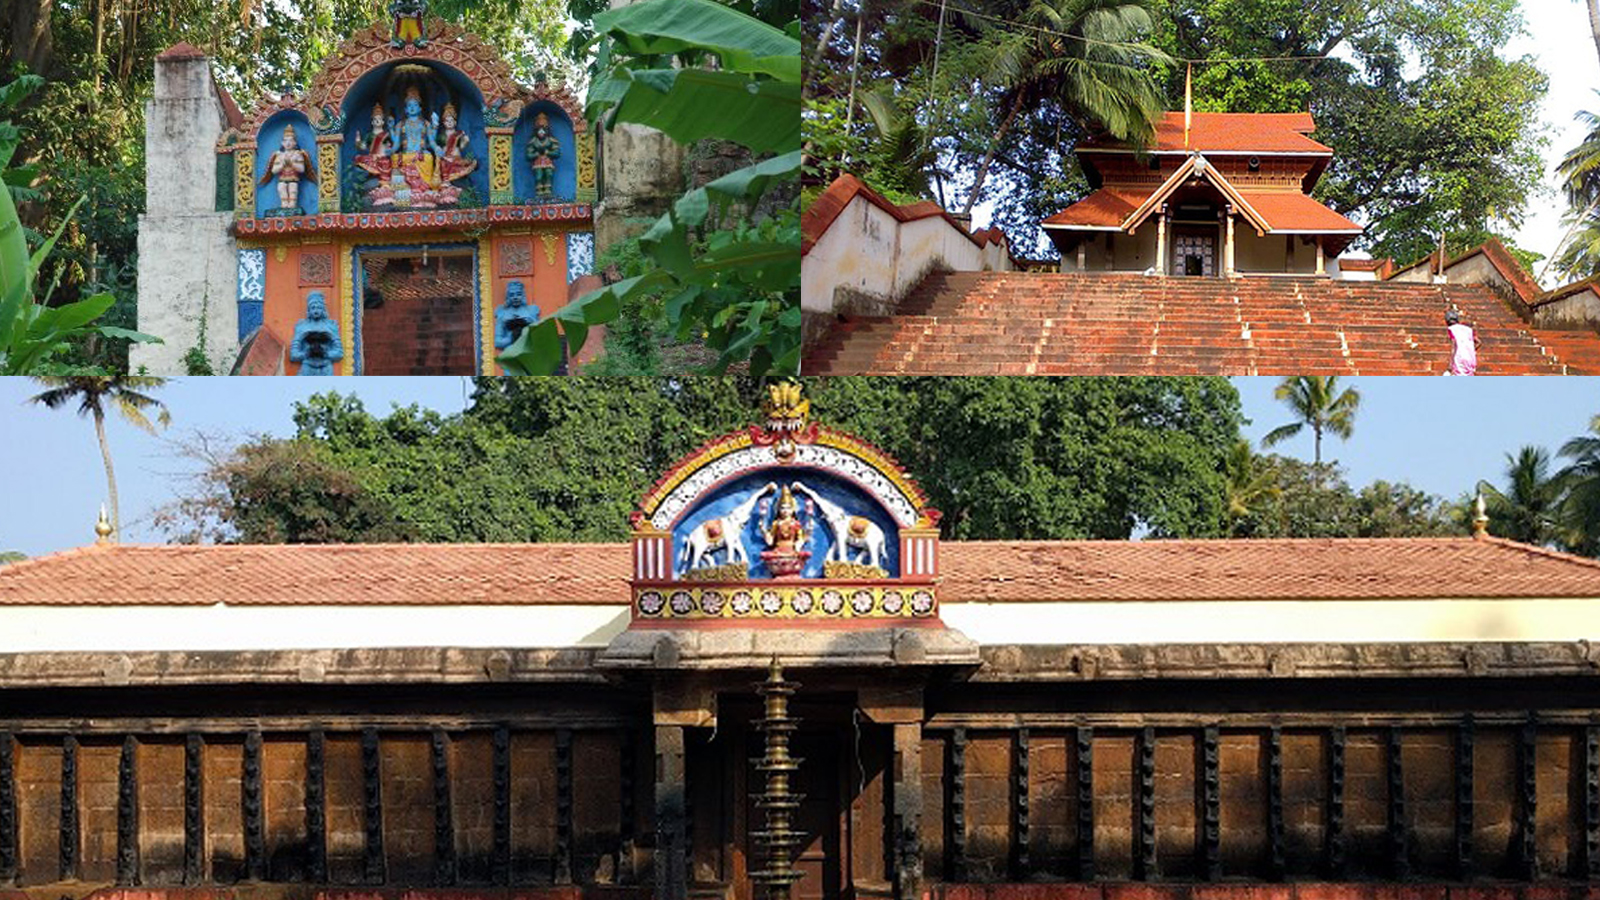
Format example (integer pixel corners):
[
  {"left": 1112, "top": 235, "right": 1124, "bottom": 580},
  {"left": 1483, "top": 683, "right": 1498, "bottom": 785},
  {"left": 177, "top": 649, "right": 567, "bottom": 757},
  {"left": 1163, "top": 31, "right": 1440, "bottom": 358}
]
[
  {"left": 1079, "top": 111, "right": 1331, "bottom": 155},
  {"left": 5, "top": 535, "right": 1600, "bottom": 606},
  {"left": 1235, "top": 190, "right": 1362, "bottom": 234},
  {"left": 802, "top": 173, "right": 1006, "bottom": 257}
]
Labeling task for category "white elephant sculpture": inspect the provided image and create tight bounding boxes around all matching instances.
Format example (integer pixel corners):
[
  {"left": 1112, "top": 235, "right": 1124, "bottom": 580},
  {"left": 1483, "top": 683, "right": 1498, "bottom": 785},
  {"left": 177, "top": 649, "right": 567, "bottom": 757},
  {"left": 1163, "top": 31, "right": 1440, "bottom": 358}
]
[
  {"left": 680, "top": 483, "right": 774, "bottom": 573},
  {"left": 790, "top": 482, "right": 888, "bottom": 569}
]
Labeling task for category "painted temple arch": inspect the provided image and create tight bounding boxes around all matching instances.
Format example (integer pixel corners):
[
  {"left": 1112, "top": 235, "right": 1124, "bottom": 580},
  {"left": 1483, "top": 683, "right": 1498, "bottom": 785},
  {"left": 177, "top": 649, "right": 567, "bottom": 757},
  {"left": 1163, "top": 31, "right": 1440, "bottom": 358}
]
[{"left": 215, "top": 12, "right": 596, "bottom": 375}]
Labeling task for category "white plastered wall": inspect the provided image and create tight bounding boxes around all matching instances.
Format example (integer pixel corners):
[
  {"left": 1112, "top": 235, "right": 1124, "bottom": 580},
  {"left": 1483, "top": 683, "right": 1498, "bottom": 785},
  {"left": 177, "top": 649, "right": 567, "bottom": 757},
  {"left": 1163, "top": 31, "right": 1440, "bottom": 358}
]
[
  {"left": 132, "top": 55, "right": 238, "bottom": 375},
  {"left": 803, "top": 194, "right": 1013, "bottom": 314}
]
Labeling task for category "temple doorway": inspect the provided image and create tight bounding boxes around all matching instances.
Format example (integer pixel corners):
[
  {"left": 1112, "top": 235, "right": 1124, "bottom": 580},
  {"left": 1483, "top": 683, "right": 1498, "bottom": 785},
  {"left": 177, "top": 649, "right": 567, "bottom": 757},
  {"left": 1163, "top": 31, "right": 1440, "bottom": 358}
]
[
  {"left": 1173, "top": 231, "right": 1217, "bottom": 277},
  {"left": 356, "top": 245, "right": 479, "bottom": 375},
  {"left": 688, "top": 694, "right": 865, "bottom": 900}
]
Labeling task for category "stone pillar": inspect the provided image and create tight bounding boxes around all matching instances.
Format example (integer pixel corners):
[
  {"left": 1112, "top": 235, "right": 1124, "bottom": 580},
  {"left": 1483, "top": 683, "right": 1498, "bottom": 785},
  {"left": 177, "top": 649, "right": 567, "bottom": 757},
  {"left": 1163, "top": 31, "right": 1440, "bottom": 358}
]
[
  {"left": 655, "top": 724, "right": 688, "bottom": 900},
  {"left": 1075, "top": 241, "right": 1086, "bottom": 273},
  {"left": 1225, "top": 207, "right": 1236, "bottom": 278},
  {"left": 595, "top": 0, "right": 690, "bottom": 254},
  {"left": 892, "top": 723, "right": 923, "bottom": 900},
  {"left": 1316, "top": 240, "right": 1326, "bottom": 276},
  {"left": 133, "top": 44, "right": 238, "bottom": 374},
  {"left": 1156, "top": 205, "right": 1168, "bottom": 276}
]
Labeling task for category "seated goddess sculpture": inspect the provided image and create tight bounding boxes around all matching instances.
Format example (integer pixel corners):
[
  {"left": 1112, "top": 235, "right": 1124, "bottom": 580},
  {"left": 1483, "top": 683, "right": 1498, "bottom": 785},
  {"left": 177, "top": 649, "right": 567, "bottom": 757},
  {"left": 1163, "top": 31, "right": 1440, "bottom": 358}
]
[
  {"left": 354, "top": 104, "right": 393, "bottom": 182},
  {"left": 432, "top": 103, "right": 477, "bottom": 185},
  {"left": 289, "top": 292, "right": 344, "bottom": 376},
  {"left": 258, "top": 127, "right": 317, "bottom": 214},
  {"left": 494, "top": 281, "right": 541, "bottom": 349},
  {"left": 371, "top": 86, "right": 459, "bottom": 209}
]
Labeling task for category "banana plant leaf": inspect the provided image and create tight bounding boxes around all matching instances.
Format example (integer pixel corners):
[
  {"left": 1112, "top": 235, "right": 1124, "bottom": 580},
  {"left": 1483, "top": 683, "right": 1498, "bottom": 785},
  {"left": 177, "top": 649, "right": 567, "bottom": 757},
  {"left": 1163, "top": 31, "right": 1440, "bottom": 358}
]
[
  {"left": 590, "top": 0, "right": 800, "bottom": 82},
  {"left": 588, "top": 68, "right": 800, "bottom": 155}
]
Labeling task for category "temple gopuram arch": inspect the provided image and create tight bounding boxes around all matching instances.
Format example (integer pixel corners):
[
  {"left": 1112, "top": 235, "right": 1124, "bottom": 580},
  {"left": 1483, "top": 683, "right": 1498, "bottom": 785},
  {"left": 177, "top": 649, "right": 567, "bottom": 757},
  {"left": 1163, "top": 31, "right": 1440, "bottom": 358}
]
[{"left": 137, "top": 10, "right": 597, "bottom": 375}]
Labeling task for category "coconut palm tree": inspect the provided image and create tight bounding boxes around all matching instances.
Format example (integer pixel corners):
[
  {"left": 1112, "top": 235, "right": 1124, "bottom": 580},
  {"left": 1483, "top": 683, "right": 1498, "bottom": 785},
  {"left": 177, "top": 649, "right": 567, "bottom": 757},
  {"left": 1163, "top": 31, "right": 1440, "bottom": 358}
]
[
  {"left": 1478, "top": 445, "right": 1563, "bottom": 547},
  {"left": 27, "top": 376, "right": 170, "bottom": 541},
  {"left": 1260, "top": 376, "right": 1360, "bottom": 465},
  {"left": 1546, "top": 96, "right": 1600, "bottom": 281},
  {"left": 958, "top": 0, "right": 1168, "bottom": 216},
  {"left": 1558, "top": 415, "right": 1600, "bottom": 556},
  {"left": 1224, "top": 438, "right": 1279, "bottom": 535}
]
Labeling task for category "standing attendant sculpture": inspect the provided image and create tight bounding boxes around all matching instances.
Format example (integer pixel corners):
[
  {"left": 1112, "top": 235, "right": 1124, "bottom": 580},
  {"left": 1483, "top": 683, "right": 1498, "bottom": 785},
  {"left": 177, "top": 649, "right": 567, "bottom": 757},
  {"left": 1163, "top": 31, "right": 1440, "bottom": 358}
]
[
  {"left": 526, "top": 113, "right": 561, "bottom": 199},
  {"left": 791, "top": 481, "right": 888, "bottom": 569},
  {"left": 494, "top": 281, "right": 541, "bottom": 350},
  {"left": 289, "top": 292, "right": 344, "bottom": 376},
  {"left": 259, "top": 128, "right": 317, "bottom": 213}
]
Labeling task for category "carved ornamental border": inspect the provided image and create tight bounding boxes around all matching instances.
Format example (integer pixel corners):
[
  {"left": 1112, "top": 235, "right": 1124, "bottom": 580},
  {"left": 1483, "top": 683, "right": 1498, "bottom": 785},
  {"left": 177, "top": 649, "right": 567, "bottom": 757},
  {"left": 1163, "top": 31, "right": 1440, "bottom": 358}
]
[
  {"left": 233, "top": 204, "right": 592, "bottom": 237},
  {"left": 632, "top": 584, "right": 939, "bottom": 621}
]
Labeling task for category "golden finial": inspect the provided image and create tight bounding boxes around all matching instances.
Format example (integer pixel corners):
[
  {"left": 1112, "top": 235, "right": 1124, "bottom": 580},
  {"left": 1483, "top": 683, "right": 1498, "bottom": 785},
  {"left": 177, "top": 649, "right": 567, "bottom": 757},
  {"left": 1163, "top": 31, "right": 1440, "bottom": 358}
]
[
  {"left": 1472, "top": 491, "right": 1489, "bottom": 537},
  {"left": 94, "top": 505, "right": 113, "bottom": 544}
]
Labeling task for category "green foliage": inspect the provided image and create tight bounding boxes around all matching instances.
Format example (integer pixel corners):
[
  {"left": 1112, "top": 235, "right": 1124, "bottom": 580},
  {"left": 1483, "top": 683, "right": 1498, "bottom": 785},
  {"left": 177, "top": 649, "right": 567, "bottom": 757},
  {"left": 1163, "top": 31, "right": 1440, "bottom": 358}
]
[
  {"left": 0, "top": 550, "right": 26, "bottom": 566},
  {"left": 502, "top": 0, "right": 802, "bottom": 376},
  {"left": 1, "top": 77, "right": 159, "bottom": 374},
  {"left": 1478, "top": 445, "right": 1562, "bottom": 547},
  {"left": 1228, "top": 454, "right": 1462, "bottom": 539},
  {"left": 163, "top": 377, "right": 1244, "bottom": 544}
]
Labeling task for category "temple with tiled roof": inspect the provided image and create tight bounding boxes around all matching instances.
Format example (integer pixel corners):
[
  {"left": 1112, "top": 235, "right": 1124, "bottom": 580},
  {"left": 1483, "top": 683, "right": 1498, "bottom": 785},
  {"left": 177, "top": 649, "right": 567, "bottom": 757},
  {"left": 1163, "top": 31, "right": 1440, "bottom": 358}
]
[
  {"left": 7, "top": 390, "right": 1600, "bottom": 900},
  {"left": 1044, "top": 112, "right": 1361, "bottom": 277}
]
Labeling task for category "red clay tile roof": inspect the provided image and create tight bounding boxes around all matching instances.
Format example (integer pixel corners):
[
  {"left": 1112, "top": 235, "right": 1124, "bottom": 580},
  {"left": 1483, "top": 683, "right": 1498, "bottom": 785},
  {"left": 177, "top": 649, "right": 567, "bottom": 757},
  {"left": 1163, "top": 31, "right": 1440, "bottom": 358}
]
[
  {"left": 158, "top": 42, "right": 207, "bottom": 60},
  {"left": 1235, "top": 191, "right": 1361, "bottom": 233},
  {"left": 802, "top": 173, "right": 1008, "bottom": 258},
  {"left": 5, "top": 536, "right": 1600, "bottom": 606},
  {"left": 1337, "top": 258, "right": 1387, "bottom": 272},
  {"left": 1080, "top": 112, "right": 1330, "bottom": 155},
  {"left": 940, "top": 536, "right": 1600, "bottom": 602},
  {"left": 215, "top": 82, "right": 245, "bottom": 130},
  {"left": 1041, "top": 188, "right": 1146, "bottom": 228}
]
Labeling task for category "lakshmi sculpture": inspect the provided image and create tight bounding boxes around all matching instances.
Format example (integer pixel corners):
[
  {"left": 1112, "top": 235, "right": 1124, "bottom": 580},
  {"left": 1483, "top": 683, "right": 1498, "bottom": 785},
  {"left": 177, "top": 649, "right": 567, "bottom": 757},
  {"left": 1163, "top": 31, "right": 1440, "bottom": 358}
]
[
  {"left": 760, "top": 486, "right": 811, "bottom": 577},
  {"left": 289, "top": 292, "right": 344, "bottom": 375},
  {"left": 526, "top": 112, "right": 561, "bottom": 199},
  {"left": 353, "top": 104, "right": 393, "bottom": 181},
  {"left": 259, "top": 128, "right": 317, "bottom": 213},
  {"left": 432, "top": 103, "right": 477, "bottom": 184},
  {"left": 493, "top": 281, "right": 540, "bottom": 350}
]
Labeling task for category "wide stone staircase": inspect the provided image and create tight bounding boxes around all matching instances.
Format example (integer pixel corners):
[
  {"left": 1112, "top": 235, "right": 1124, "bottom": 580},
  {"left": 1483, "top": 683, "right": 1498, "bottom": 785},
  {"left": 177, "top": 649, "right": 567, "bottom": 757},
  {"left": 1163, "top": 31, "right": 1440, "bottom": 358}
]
[{"left": 803, "top": 272, "right": 1600, "bottom": 375}]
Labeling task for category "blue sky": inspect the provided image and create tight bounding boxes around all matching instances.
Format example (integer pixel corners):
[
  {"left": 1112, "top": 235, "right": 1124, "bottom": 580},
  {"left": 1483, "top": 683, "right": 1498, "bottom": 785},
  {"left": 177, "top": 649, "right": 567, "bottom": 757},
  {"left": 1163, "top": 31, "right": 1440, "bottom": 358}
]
[{"left": 0, "top": 376, "right": 1596, "bottom": 558}]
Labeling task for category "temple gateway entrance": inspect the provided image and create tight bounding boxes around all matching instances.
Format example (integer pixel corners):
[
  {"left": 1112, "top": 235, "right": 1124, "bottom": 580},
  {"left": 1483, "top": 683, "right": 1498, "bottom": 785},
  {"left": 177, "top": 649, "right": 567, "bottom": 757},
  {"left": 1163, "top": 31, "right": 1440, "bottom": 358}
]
[{"left": 356, "top": 246, "right": 479, "bottom": 375}]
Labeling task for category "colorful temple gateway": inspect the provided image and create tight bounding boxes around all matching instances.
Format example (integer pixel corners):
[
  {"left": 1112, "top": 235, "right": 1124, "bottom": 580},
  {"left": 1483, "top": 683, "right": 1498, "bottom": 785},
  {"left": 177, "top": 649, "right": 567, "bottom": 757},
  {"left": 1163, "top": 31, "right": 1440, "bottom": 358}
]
[
  {"left": 10, "top": 391, "right": 1600, "bottom": 898},
  {"left": 1043, "top": 112, "right": 1362, "bottom": 277},
  {"left": 135, "top": 5, "right": 596, "bottom": 375}
]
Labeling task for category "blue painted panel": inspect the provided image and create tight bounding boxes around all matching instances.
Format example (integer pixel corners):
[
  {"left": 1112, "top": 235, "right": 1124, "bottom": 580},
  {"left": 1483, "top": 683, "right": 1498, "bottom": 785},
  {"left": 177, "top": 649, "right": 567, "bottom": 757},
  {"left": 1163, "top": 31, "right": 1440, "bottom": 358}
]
[
  {"left": 511, "top": 102, "right": 576, "bottom": 202},
  {"left": 254, "top": 113, "right": 319, "bottom": 217},
  {"left": 237, "top": 248, "right": 266, "bottom": 342},
  {"left": 671, "top": 468, "right": 901, "bottom": 579},
  {"left": 338, "top": 61, "right": 491, "bottom": 207}
]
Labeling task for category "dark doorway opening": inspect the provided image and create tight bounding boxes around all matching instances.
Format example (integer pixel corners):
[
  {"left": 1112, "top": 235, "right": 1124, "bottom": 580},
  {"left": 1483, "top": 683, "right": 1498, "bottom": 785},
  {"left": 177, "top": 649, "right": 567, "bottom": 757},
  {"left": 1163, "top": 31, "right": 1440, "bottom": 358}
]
[{"left": 358, "top": 249, "right": 477, "bottom": 375}]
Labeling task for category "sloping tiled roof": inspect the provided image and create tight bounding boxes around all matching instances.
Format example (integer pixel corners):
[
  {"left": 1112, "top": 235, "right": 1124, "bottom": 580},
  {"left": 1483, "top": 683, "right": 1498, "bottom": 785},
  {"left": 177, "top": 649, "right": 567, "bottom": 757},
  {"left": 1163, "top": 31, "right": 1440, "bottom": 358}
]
[
  {"left": 1235, "top": 190, "right": 1362, "bottom": 233},
  {"left": 1041, "top": 188, "right": 1146, "bottom": 228},
  {"left": 803, "top": 173, "right": 1007, "bottom": 258},
  {"left": 940, "top": 536, "right": 1600, "bottom": 602},
  {"left": 4, "top": 536, "right": 1600, "bottom": 606},
  {"left": 158, "top": 42, "right": 207, "bottom": 60},
  {"left": 1079, "top": 112, "right": 1330, "bottom": 155}
]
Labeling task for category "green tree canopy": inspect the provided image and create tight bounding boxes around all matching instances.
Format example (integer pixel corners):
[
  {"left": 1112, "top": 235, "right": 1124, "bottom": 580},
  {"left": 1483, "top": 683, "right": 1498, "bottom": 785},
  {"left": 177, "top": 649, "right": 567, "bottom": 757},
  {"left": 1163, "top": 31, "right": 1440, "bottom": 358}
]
[{"left": 160, "top": 376, "right": 1244, "bottom": 544}]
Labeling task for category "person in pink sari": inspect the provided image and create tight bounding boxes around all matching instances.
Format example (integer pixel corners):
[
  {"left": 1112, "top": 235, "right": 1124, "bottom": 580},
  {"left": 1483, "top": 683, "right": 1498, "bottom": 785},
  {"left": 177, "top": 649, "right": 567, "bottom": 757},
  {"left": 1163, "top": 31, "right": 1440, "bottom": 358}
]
[{"left": 1445, "top": 308, "right": 1479, "bottom": 375}]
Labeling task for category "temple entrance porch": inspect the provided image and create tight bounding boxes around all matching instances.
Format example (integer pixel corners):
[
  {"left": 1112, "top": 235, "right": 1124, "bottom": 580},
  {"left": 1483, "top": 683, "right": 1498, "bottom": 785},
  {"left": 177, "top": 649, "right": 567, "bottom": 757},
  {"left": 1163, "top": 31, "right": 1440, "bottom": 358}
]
[{"left": 355, "top": 245, "right": 480, "bottom": 375}]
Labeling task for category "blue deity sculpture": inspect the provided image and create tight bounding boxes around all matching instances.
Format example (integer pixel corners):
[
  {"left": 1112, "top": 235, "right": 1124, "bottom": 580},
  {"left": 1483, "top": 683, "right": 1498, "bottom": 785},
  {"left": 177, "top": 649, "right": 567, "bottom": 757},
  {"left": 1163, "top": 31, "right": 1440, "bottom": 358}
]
[
  {"left": 289, "top": 292, "right": 344, "bottom": 375},
  {"left": 494, "top": 281, "right": 541, "bottom": 349},
  {"left": 370, "top": 87, "right": 457, "bottom": 209}
]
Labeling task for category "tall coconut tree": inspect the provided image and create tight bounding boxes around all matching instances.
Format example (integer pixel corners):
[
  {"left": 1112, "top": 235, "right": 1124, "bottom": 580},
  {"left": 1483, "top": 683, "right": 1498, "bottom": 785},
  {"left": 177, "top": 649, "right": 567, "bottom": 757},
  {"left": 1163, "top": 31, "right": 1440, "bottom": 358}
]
[
  {"left": 28, "top": 376, "right": 170, "bottom": 541},
  {"left": 1260, "top": 376, "right": 1360, "bottom": 465},
  {"left": 1478, "top": 445, "right": 1563, "bottom": 547},
  {"left": 1547, "top": 96, "right": 1600, "bottom": 281},
  {"left": 1558, "top": 415, "right": 1600, "bottom": 557},
  {"left": 958, "top": 0, "right": 1168, "bottom": 216}
]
